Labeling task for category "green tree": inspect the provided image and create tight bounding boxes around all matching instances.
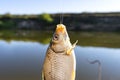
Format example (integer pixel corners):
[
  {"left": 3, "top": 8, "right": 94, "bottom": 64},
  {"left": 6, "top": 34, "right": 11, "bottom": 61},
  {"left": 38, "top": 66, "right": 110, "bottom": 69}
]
[
  {"left": 39, "top": 13, "right": 53, "bottom": 23},
  {"left": 2, "top": 13, "right": 12, "bottom": 18}
]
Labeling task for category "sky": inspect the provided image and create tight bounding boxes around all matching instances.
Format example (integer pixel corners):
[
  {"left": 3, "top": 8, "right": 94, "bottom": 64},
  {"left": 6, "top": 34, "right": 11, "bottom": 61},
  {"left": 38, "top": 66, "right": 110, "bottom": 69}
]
[{"left": 0, "top": 0, "right": 120, "bottom": 14}]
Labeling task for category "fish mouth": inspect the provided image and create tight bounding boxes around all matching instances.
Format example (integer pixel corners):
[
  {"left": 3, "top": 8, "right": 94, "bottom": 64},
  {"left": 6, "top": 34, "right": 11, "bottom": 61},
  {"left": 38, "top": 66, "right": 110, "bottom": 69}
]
[
  {"left": 52, "top": 24, "right": 70, "bottom": 43},
  {"left": 55, "top": 24, "right": 67, "bottom": 34}
]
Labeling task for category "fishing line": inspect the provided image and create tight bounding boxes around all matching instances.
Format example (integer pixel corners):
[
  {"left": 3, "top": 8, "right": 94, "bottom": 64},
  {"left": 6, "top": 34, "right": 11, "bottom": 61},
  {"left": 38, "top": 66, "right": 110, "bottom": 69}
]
[
  {"left": 60, "top": 13, "right": 64, "bottom": 24},
  {"left": 59, "top": 0, "right": 64, "bottom": 24}
]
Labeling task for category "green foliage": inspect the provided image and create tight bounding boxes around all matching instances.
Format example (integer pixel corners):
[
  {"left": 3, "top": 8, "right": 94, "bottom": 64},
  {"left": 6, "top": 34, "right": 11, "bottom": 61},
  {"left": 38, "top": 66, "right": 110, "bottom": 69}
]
[
  {"left": 39, "top": 13, "right": 53, "bottom": 23},
  {"left": 1, "top": 13, "right": 12, "bottom": 18},
  {"left": 0, "top": 21, "right": 16, "bottom": 29},
  {"left": 0, "top": 31, "right": 120, "bottom": 48},
  {"left": 0, "top": 21, "right": 3, "bottom": 24},
  {"left": 1, "top": 12, "right": 120, "bottom": 31}
]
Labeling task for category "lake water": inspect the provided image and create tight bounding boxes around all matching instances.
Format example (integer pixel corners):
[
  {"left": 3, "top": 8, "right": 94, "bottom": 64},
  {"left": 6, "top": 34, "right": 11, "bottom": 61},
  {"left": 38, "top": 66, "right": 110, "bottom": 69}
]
[{"left": 0, "top": 30, "right": 120, "bottom": 80}]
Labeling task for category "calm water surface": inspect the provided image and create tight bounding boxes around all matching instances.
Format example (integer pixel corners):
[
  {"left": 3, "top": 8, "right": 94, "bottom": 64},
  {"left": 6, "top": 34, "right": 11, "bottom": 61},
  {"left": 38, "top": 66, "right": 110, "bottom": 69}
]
[{"left": 0, "top": 31, "right": 120, "bottom": 80}]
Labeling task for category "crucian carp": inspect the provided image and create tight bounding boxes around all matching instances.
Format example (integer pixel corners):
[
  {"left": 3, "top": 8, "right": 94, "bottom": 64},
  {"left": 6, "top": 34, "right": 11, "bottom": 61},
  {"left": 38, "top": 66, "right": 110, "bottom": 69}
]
[{"left": 42, "top": 24, "right": 78, "bottom": 80}]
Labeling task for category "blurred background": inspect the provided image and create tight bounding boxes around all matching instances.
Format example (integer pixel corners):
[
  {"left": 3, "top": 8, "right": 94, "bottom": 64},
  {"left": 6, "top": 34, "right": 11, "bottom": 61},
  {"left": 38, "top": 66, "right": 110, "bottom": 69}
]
[{"left": 0, "top": 0, "right": 120, "bottom": 80}]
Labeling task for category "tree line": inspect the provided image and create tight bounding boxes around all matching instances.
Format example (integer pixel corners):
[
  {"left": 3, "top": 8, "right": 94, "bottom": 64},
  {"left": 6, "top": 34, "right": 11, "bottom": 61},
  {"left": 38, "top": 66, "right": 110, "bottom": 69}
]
[{"left": 1, "top": 12, "right": 120, "bottom": 31}]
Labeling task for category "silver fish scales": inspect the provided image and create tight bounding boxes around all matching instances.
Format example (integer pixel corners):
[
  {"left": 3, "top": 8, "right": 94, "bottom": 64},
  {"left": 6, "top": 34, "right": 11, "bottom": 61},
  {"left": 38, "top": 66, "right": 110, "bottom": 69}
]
[{"left": 42, "top": 24, "right": 78, "bottom": 80}]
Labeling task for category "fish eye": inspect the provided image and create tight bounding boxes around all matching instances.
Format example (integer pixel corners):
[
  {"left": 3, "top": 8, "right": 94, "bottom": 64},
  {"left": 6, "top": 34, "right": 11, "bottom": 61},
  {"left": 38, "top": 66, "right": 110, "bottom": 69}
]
[{"left": 53, "top": 34, "right": 59, "bottom": 41}]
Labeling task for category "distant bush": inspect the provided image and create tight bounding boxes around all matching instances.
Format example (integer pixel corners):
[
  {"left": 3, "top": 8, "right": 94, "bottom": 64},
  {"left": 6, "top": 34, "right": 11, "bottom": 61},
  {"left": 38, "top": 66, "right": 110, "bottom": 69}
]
[
  {"left": 1, "top": 13, "right": 13, "bottom": 19},
  {"left": 39, "top": 13, "right": 53, "bottom": 23}
]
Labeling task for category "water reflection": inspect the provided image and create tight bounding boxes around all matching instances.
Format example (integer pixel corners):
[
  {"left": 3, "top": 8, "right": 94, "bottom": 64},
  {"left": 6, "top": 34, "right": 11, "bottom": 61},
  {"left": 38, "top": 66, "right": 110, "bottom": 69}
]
[
  {"left": 0, "top": 40, "right": 120, "bottom": 80},
  {"left": 0, "top": 30, "right": 120, "bottom": 47},
  {"left": 0, "top": 40, "right": 46, "bottom": 80},
  {"left": 76, "top": 46, "right": 120, "bottom": 80}
]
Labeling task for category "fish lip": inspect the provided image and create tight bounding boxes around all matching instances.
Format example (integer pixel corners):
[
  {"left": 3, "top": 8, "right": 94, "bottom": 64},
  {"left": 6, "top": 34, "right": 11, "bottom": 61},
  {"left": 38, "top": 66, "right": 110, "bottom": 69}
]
[
  {"left": 50, "top": 24, "right": 70, "bottom": 53},
  {"left": 52, "top": 24, "right": 69, "bottom": 43},
  {"left": 55, "top": 24, "right": 66, "bottom": 34}
]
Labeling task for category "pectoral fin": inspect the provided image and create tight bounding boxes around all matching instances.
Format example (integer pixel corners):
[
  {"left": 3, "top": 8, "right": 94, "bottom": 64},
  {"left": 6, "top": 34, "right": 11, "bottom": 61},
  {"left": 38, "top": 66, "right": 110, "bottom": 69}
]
[{"left": 66, "top": 40, "right": 78, "bottom": 55}]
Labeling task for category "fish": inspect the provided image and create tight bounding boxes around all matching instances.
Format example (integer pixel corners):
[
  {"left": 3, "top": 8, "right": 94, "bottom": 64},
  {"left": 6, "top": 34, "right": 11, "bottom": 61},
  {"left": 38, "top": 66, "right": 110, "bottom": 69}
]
[{"left": 42, "top": 24, "right": 78, "bottom": 80}]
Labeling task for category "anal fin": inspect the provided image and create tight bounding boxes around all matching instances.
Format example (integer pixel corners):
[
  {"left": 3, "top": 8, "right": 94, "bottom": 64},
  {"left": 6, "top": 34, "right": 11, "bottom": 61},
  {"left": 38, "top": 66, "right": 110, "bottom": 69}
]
[{"left": 42, "top": 70, "right": 46, "bottom": 80}]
